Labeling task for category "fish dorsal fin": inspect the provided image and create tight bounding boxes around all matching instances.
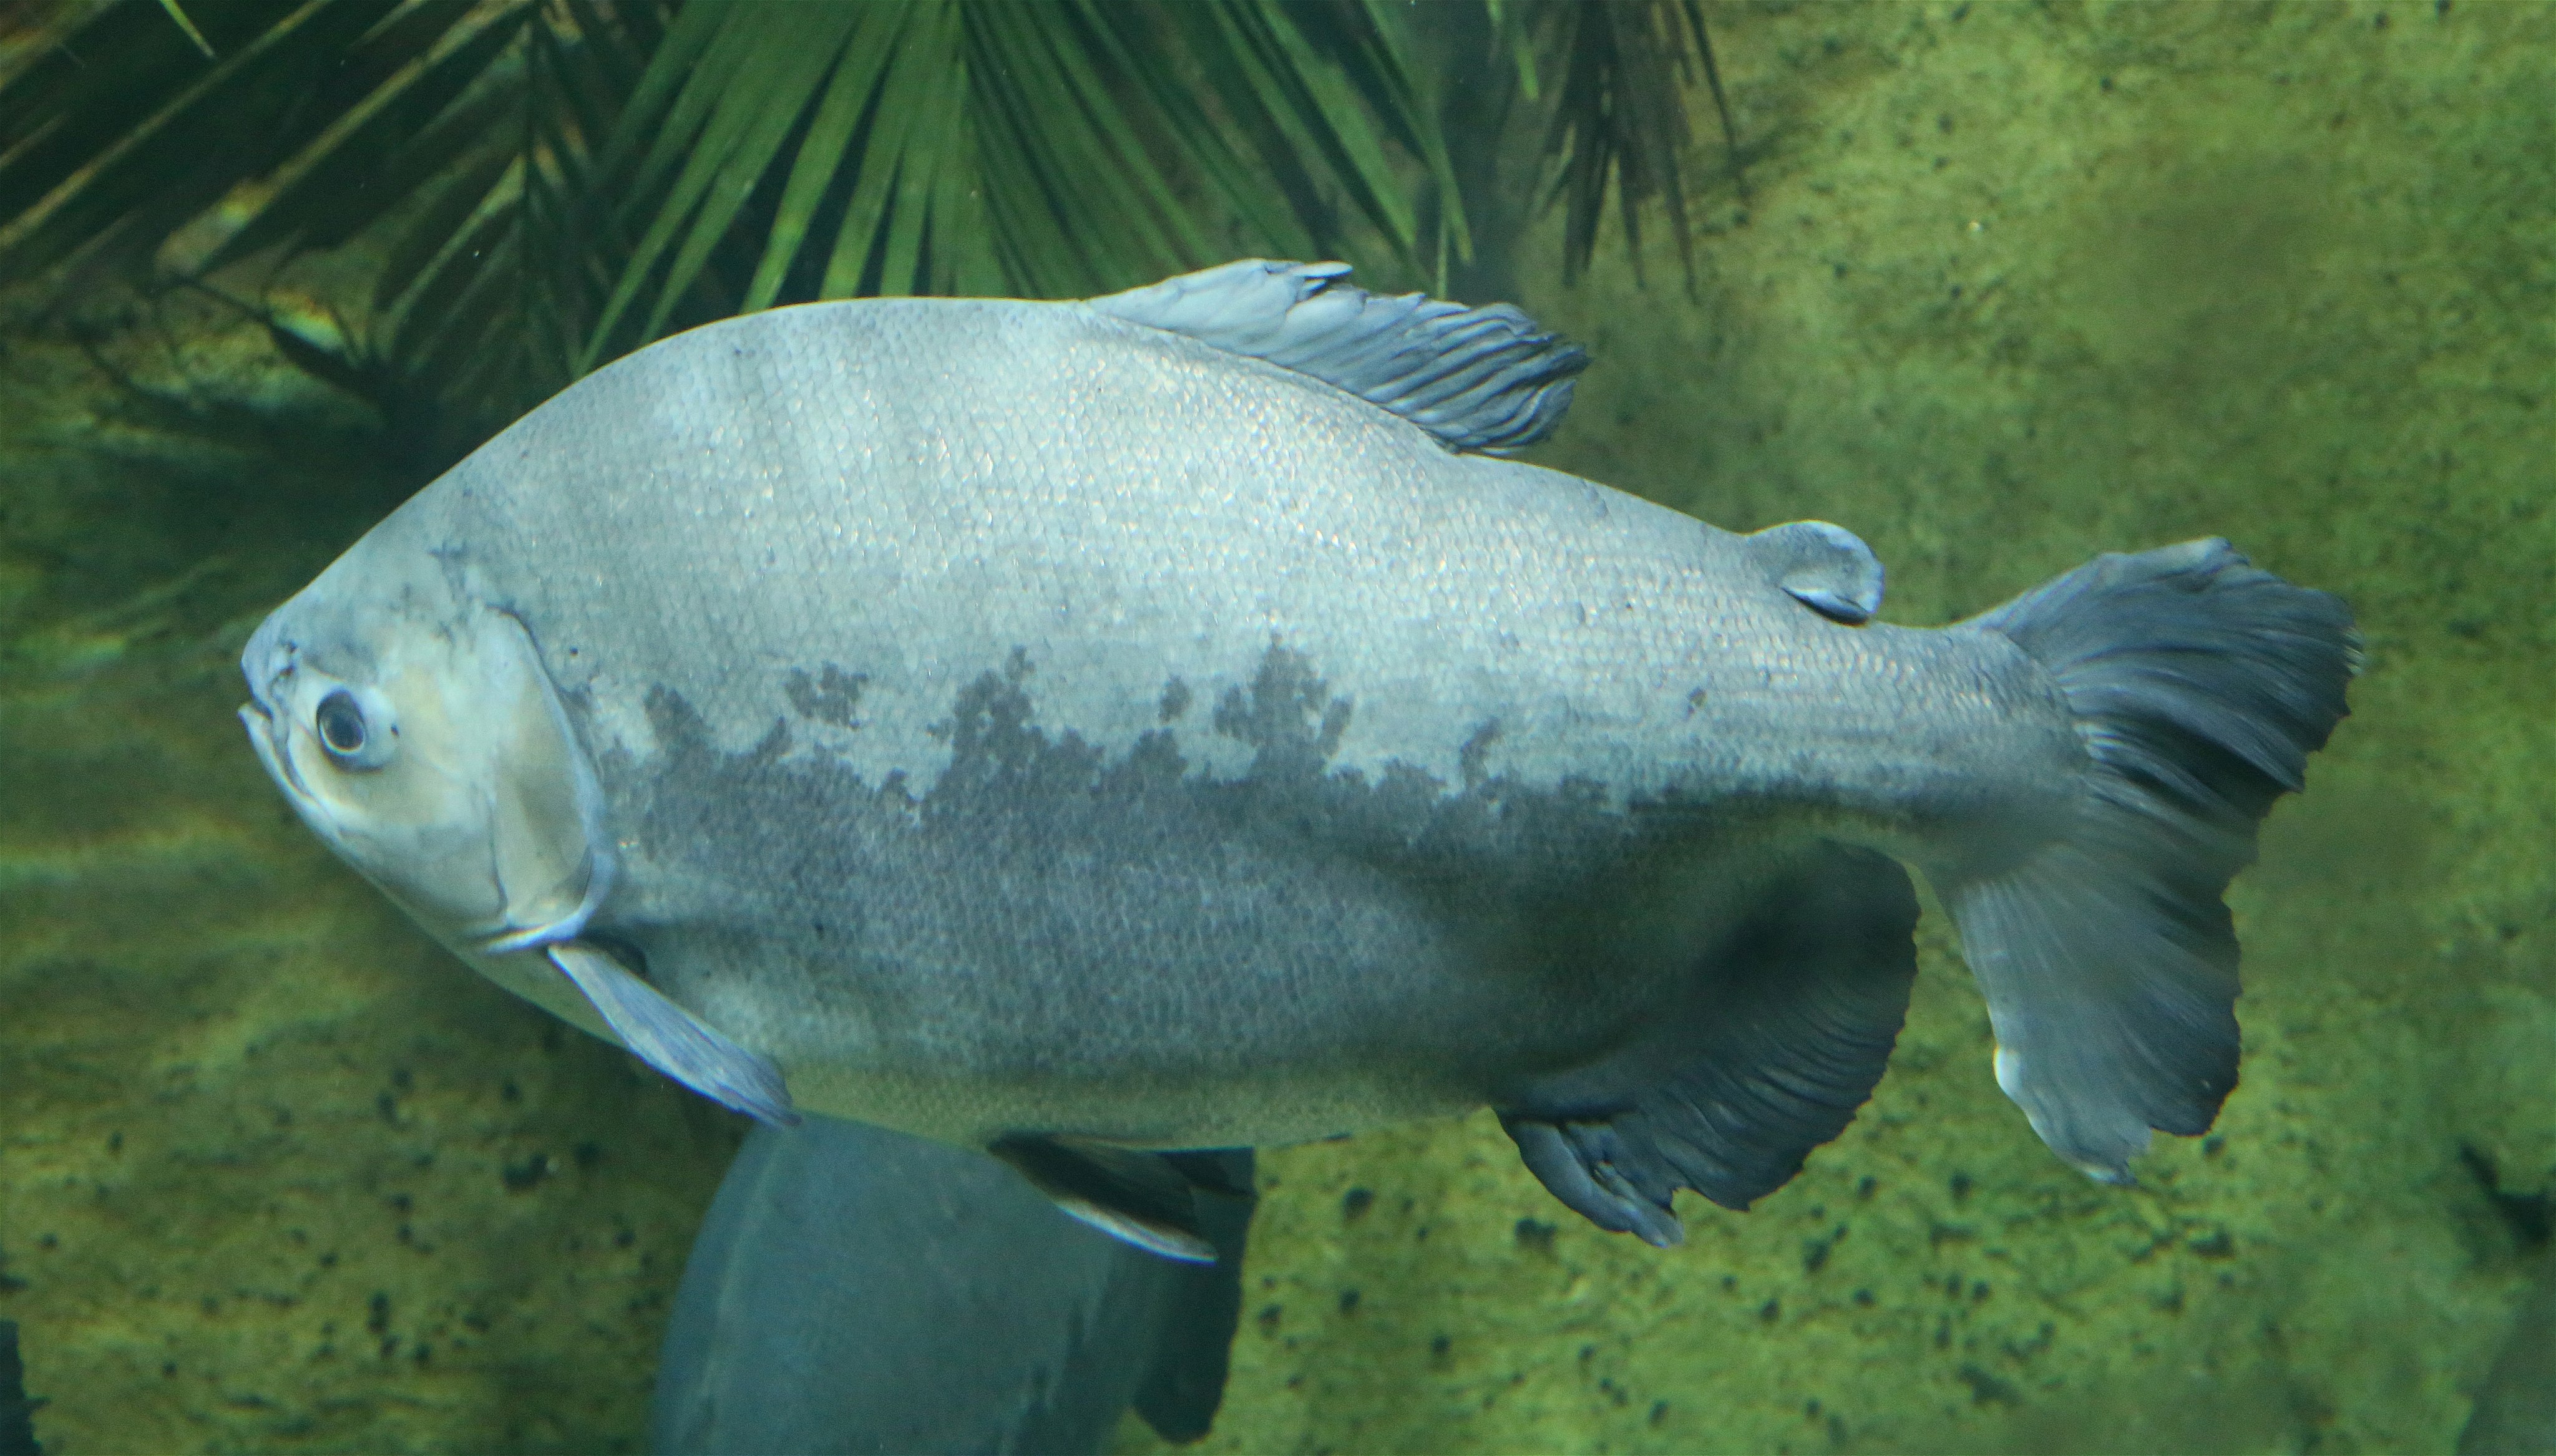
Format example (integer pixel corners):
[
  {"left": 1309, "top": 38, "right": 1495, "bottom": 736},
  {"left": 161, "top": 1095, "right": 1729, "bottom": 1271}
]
[
  {"left": 1087, "top": 260, "right": 1589, "bottom": 455},
  {"left": 1747, "top": 520, "right": 1886, "bottom": 625}
]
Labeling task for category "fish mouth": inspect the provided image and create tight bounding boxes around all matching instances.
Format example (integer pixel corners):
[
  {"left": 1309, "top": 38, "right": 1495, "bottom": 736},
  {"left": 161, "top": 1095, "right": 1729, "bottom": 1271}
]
[
  {"left": 237, "top": 614, "right": 306, "bottom": 797},
  {"left": 237, "top": 696, "right": 313, "bottom": 802}
]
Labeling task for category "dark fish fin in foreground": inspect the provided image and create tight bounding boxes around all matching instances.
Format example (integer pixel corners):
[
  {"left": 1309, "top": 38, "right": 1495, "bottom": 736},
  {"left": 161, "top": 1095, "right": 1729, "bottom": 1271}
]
[
  {"left": 988, "top": 1135, "right": 1227, "bottom": 1264},
  {"left": 1088, "top": 259, "right": 1589, "bottom": 455},
  {"left": 0, "top": 1321, "right": 39, "bottom": 1456},
  {"left": 2459, "top": 1253, "right": 2556, "bottom": 1455},
  {"left": 1132, "top": 1150, "right": 1257, "bottom": 1444},
  {"left": 1499, "top": 844, "right": 1921, "bottom": 1245},
  {"left": 652, "top": 1119, "right": 1258, "bottom": 1456},
  {"left": 1949, "top": 538, "right": 2359, "bottom": 1181},
  {"left": 547, "top": 941, "right": 798, "bottom": 1127},
  {"left": 1745, "top": 519, "right": 1886, "bottom": 624}
]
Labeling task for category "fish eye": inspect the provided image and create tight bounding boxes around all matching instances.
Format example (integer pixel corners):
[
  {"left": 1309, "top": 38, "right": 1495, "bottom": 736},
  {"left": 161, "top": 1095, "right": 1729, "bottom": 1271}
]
[
  {"left": 314, "top": 687, "right": 396, "bottom": 771},
  {"left": 317, "top": 691, "right": 366, "bottom": 752}
]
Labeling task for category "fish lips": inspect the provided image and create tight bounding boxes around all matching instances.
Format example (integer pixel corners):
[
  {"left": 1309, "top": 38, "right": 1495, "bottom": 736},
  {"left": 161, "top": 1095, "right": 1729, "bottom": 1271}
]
[{"left": 238, "top": 619, "right": 323, "bottom": 810}]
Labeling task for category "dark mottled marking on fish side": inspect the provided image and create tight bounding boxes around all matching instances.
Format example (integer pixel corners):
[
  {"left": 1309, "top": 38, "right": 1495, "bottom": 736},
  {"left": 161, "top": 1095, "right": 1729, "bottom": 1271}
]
[
  {"left": 784, "top": 663, "right": 867, "bottom": 728},
  {"left": 588, "top": 641, "right": 1894, "bottom": 1175}
]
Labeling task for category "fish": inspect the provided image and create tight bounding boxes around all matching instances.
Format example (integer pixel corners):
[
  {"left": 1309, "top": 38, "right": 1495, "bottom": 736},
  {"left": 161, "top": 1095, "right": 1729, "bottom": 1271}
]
[
  {"left": 2462, "top": 1251, "right": 2556, "bottom": 1455},
  {"left": 0, "top": 1319, "right": 39, "bottom": 1456},
  {"left": 237, "top": 258, "right": 2359, "bottom": 1255},
  {"left": 651, "top": 1115, "right": 1251, "bottom": 1455}
]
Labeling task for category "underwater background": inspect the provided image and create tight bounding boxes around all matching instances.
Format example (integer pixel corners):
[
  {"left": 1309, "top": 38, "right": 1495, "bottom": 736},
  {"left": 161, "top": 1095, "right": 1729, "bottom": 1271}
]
[{"left": 2, "top": 1, "right": 2551, "bottom": 1452}]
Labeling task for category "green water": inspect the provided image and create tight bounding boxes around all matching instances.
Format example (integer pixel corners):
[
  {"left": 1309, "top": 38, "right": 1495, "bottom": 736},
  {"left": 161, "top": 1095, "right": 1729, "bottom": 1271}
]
[{"left": 3, "top": 3, "right": 2550, "bottom": 1452}]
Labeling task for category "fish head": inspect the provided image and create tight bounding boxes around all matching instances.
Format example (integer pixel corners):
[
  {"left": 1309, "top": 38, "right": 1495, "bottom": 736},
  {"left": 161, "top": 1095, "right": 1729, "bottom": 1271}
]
[{"left": 237, "top": 538, "right": 612, "bottom": 958}]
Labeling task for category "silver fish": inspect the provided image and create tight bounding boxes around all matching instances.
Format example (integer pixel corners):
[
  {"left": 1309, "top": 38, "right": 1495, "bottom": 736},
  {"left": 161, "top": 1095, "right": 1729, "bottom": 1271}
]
[{"left": 238, "top": 260, "right": 2357, "bottom": 1255}]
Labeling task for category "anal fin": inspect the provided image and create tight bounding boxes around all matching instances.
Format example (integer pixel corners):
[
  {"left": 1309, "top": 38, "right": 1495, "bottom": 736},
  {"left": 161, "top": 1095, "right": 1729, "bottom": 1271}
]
[
  {"left": 548, "top": 941, "right": 798, "bottom": 1127},
  {"left": 988, "top": 1135, "right": 1235, "bottom": 1265},
  {"left": 1499, "top": 843, "right": 1919, "bottom": 1243}
]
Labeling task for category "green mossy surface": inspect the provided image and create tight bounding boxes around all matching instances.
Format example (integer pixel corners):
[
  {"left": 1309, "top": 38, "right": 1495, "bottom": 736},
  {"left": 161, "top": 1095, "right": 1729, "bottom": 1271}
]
[{"left": 3, "top": 3, "right": 2550, "bottom": 1452}]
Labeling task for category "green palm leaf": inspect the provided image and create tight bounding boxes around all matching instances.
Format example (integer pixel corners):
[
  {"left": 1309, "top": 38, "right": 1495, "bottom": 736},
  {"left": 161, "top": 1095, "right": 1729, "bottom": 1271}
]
[
  {"left": 580, "top": 0, "right": 1463, "bottom": 368},
  {"left": 0, "top": 0, "right": 1727, "bottom": 442},
  {"left": 1510, "top": 0, "right": 1735, "bottom": 287}
]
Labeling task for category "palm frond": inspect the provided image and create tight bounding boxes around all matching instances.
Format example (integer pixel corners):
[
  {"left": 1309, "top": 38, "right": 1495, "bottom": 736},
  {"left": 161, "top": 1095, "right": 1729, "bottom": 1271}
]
[
  {"left": 0, "top": 0, "right": 1733, "bottom": 446},
  {"left": 581, "top": 0, "right": 1465, "bottom": 369},
  {"left": 1507, "top": 0, "right": 1738, "bottom": 288}
]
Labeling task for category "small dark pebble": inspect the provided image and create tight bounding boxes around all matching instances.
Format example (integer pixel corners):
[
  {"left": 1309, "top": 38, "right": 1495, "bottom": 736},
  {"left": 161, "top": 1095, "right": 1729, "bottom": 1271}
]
[
  {"left": 1341, "top": 1187, "right": 1373, "bottom": 1221},
  {"left": 502, "top": 1153, "right": 552, "bottom": 1193},
  {"left": 1513, "top": 1218, "right": 1556, "bottom": 1253},
  {"left": 1958, "top": 1363, "right": 2019, "bottom": 1405},
  {"left": 1337, "top": 1288, "right": 1360, "bottom": 1315}
]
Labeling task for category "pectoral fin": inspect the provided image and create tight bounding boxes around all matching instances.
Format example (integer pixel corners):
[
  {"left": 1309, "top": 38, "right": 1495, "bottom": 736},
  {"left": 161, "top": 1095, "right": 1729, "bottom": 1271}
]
[
  {"left": 549, "top": 941, "right": 798, "bottom": 1127},
  {"left": 987, "top": 1135, "right": 1228, "bottom": 1264}
]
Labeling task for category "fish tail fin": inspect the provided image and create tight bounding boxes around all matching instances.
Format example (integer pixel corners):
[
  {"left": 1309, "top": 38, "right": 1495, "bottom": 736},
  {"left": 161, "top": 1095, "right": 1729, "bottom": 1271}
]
[{"left": 1944, "top": 538, "right": 2358, "bottom": 1180}]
